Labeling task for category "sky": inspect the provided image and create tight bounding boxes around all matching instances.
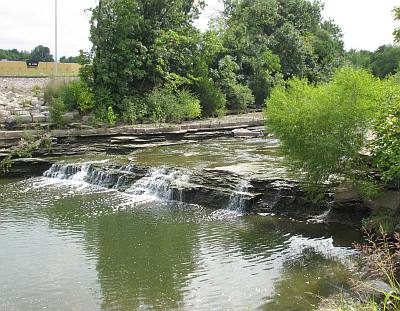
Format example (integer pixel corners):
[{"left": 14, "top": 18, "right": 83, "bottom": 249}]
[{"left": 0, "top": 0, "right": 399, "bottom": 58}]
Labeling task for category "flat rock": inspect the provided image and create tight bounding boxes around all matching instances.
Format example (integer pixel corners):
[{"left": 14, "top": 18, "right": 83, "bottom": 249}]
[
  {"left": 31, "top": 113, "right": 47, "bottom": 123},
  {"left": 367, "top": 190, "right": 400, "bottom": 211},
  {"left": 232, "top": 128, "right": 263, "bottom": 138}
]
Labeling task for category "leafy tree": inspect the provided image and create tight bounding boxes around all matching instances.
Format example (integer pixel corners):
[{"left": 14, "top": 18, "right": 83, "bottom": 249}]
[
  {"left": 393, "top": 6, "right": 400, "bottom": 42},
  {"left": 370, "top": 45, "right": 400, "bottom": 78},
  {"left": 218, "top": 0, "right": 344, "bottom": 106},
  {"left": 345, "top": 49, "right": 373, "bottom": 69},
  {"left": 266, "top": 67, "right": 383, "bottom": 197},
  {"left": 88, "top": 0, "right": 205, "bottom": 113},
  {"left": 212, "top": 55, "right": 254, "bottom": 111},
  {"left": 59, "top": 56, "right": 80, "bottom": 63},
  {"left": 0, "top": 48, "right": 30, "bottom": 60},
  {"left": 346, "top": 45, "right": 400, "bottom": 79},
  {"left": 30, "top": 45, "right": 54, "bottom": 62},
  {"left": 372, "top": 75, "right": 400, "bottom": 183}
]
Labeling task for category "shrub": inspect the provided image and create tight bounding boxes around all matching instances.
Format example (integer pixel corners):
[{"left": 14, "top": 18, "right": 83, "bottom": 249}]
[
  {"left": 49, "top": 97, "right": 67, "bottom": 126},
  {"left": 195, "top": 78, "right": 227, "bottom": 117},
  {"left": 31, "top": 85, "right": 41, "bottom": 97},
  {"left": 176, "top": 90, "right": 202, "bottom": 120},
  {"left": 146, "top": 88, "right": 201, "bottom": 123},
  {"left": 44, "top": 79, "right": 66, "bottom": 104},
  {"left": 227, "top": 83, "right": 254, "bottom": 112},
  {"left": 107, "top": 105, "right": 117, "bottom": 127},
  {"left": 121, "top": 96, "right": 148, "bottom": 124},
  {"left": 266, "top": 67, "right": 383, "bottom": 196},
  {"left": 59, "top": 80, "right": 94, "bottom": 113},
  {"left": 372, "top": 76, "right": 400, "bottom": 183}
]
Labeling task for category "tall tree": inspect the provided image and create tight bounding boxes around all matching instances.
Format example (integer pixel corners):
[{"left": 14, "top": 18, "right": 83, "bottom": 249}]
[
  {"left": 218, "top": 0, "right": 344, "bottom": 106},
  {"left": 30, "top": 45, "right": 54, "bottom": 62},
  {"left": 89, "top": 0, "right": 204, "bottom": 112}
]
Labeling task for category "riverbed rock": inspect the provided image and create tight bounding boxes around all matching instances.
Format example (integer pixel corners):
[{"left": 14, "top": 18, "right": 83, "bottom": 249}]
[
  {"left": 358, "top": 279, "right": 397, "bottom": 301},
  {"left": 31, "top": 113, "right": 47, "bottom": 123},
  {"left": 0, "top": 158, "right": 55, "bottom": 177},
  {"left": 366, "top": 190, "right": 400, "bottom": 211},
  {"left": 232, "top": 128, "right": 263, "bottom": 138}
]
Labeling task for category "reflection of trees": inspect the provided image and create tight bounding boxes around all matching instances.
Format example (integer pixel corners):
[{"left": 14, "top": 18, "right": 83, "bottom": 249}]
[
  {"left": 93, "top": 213, "right": 199, "bottom": 311},
  {"left": 44, "top": 195, "right": 200, "bottom": 311},
  {"left": 41, "top": 190, "right": 361, "bottom": 311},
  {"left": 262, "top": 248, "right": 351, "bottom": 311}
]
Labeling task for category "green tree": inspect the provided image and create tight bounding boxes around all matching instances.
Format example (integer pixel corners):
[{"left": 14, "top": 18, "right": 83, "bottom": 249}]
[
  {"left": 59, "top": 56, "right": 80, "bottom": 63},
  {"left": 30, "top": 45, "right": 54, "bottom": 62},
  {"left": 212, "top": 55, "right": 254, "bottom": 111},
  {"left": 346, "top": 49, "right": 373, "bottom": 69},
  {"left": 371, "top": 75, "right": 400, "bottom": 183},
  {"left": 370, "top": 45, "right": 400, "bottom": 78},
  {"left": 218, "top": 0, "right": 344, "bottom": 105},
  {"left": 88, "top": 0, "right": 204, "bottom": 113},
  {"left": 0, "top": 48, "right": 30, "bottom": 60},
  {"left": 266, "top": 68, "right": 383, "bottom": 197}
]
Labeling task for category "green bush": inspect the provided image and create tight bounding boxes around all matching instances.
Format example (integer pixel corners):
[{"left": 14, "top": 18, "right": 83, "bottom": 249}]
[
  {"left": 59, "top": 80, "right": 94, "bottom": 113},
  {"left": 49, "top": 97, "right": 67, "bottom": 126},
  {"left": 372, "top": 76, "right": 400, "bottom": 183},
  {"left": 228, "top": 83, "right": 254, "bottom": 112},
  {"left": 195, "top": 78, "right": 227, "bottom": 117},
  {"left": 266, "top": 67, "right": 383, "bottom": 195},
  {"left": 107, "top": 106, "right": 117, "bottom": 127},
  {"left": 121, "top": 97, "right": 148, "bottom": 124},
  {"left": 44, "top": 79, "right": 94, "bottom": 114},
  {"left": 146, "top": 88, "right": 201, "bottom": 123},
  {"left": 176, "top": 90, "right": 202, "bottom": 120}
]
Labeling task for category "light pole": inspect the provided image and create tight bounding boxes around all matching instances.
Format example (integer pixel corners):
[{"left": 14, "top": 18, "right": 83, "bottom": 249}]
[{"left": 54, "top": 0, "right": 58, "bottom": 76}]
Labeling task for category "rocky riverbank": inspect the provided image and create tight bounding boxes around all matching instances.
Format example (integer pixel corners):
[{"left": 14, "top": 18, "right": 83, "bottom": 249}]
[
  {"left": 0, "top": 114, "right": 265, "bottom": 158},
  {"left": 0, "top": 77, "right": 50, "bottom": 127}
]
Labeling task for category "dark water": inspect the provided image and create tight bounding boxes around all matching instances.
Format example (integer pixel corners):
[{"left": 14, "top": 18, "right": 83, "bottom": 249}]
[{"left": 0, "top": 174, "right": 361, "bottom": 311}]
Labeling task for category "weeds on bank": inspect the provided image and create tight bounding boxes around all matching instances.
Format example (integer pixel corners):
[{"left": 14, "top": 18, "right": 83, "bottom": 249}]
[
  {"left": 320, "top": 228, "right": 400, "bottom": 311},
  {"left": 0, "top": 131, "right": 53, "bottom": 173}
]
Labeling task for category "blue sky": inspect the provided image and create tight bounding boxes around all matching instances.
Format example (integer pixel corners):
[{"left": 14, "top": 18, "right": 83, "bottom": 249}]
[{"left": 0, "top": 0, "right": 398, "bottom": 57}]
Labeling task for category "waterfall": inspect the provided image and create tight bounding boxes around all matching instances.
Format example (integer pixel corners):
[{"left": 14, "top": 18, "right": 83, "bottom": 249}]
[
  {"left": 228, "top": 179, "right": 251, "bottom": 211},
  {"left": 44, "top": 163, "right": 88, "bottom": 180},
  {"left": 43, "top": 161, "right": 127, "bottom": 188},
  {"left": 126, "top": 168, "right": 190, "bottom": 201}
]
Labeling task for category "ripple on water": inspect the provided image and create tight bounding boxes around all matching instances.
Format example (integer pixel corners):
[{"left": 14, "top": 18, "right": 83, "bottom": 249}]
[{"left": 0, "top": 174, "right": 360, "bottom": 311}]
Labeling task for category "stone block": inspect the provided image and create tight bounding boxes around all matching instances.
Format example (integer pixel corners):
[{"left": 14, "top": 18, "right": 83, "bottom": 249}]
[
  {"left": 367, "top": 191, "right": 400, "bottom": 211},
  {"left": 14, "top": 109, "right": 30, "bottom": 116},
  {"left": 32, "top": 100, "right": 44, "bottom": 107},
  {"left": 31, "top": 113, "right": 47, "bottom": 123}
]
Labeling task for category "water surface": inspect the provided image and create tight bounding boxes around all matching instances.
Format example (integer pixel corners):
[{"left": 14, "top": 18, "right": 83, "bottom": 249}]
[{"left": 0, "top": 174, "right": 361, "bottom": 311}]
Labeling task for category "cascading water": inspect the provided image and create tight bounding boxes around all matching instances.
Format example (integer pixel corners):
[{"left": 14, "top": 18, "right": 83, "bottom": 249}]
[
  {"left": 43, "top": 162, "right": 192, "bottom": 204},
  {"left": 228, "top": 179, "right": 251, "bottom": 211},
  {"left": 126, "top": 168, "right": 190, "bottom": 201},
  {"left": 44, "top": 163, "right": 87, "bottom": 181}
]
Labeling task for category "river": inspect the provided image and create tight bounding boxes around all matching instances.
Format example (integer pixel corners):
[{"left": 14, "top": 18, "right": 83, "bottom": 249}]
[{"left": 0, "top": 137, "right": 362, "bottom": 310}]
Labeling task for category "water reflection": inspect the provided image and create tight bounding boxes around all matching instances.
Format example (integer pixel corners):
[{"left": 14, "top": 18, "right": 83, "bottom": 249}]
[{"left": 0, "top": 178, "right": 361, "bottom": 310}]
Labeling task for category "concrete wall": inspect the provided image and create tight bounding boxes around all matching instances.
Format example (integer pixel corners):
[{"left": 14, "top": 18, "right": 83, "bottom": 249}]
[{"left": 0, "top": 61, "right": 81, "bottom": 77}]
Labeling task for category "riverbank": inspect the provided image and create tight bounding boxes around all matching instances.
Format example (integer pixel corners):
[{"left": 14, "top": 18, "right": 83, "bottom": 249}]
[
  {"left": 0, "top": 112, "right": 264, "bottom": 157},
  {"left": 2, "top": 133, "right": 390, "bottom": 229}
]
